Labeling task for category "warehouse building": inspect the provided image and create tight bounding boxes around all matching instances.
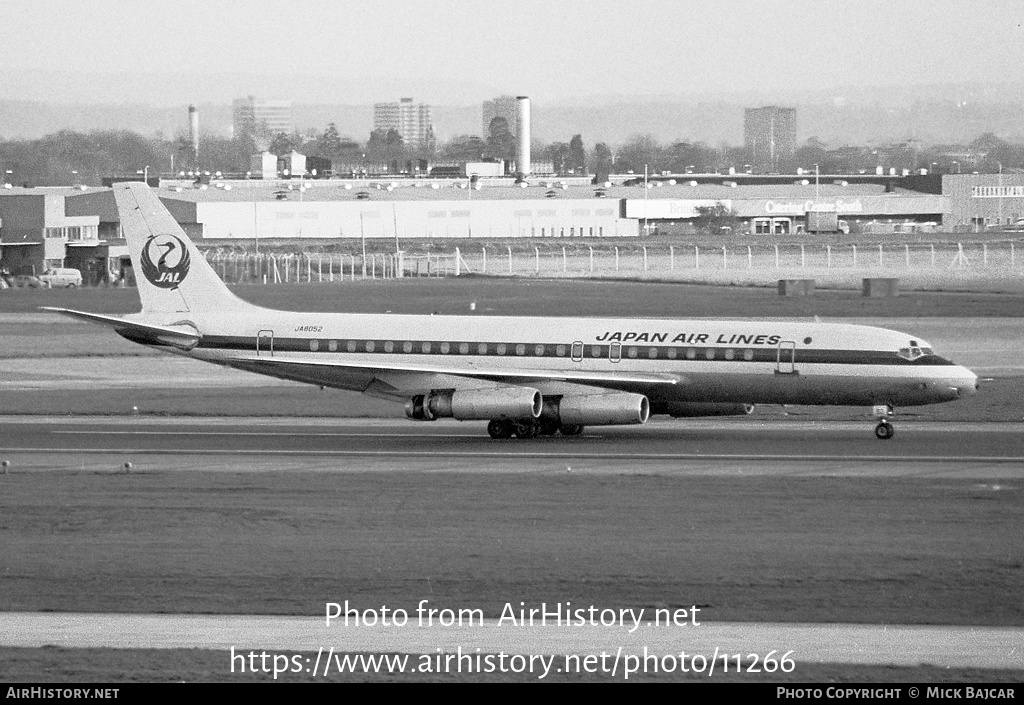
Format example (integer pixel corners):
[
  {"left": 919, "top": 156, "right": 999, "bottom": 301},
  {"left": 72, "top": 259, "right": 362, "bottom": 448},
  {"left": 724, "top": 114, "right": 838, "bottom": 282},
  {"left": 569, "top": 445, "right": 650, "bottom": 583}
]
[
  {"left": 0, "top": 188, "right": 115, "bottom": 280},
  {"left": 623, "top": 181, "right": 946, "bottom": 235},
  {"left": 941, "top": 173, "right": 1024, "bottom": 231}
]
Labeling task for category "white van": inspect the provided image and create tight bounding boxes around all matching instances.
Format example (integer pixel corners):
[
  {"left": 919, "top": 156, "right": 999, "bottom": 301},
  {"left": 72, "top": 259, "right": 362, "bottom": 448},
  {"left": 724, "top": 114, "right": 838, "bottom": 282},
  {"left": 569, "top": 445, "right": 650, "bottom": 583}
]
[{"left": 38, "top": 268, "right": 83, "bottom": 288}]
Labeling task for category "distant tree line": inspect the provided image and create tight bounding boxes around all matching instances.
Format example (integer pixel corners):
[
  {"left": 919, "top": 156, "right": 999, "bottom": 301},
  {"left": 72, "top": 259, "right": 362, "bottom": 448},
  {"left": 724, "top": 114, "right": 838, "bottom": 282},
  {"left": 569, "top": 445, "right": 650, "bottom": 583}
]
[{"left": 2, "top": 125, "right": 1023, "bottom": 187}]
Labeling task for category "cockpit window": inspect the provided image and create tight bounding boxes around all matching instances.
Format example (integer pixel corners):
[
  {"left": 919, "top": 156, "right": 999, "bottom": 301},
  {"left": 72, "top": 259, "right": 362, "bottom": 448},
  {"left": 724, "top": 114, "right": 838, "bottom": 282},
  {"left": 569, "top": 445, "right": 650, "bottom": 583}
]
[{"left": 897, "top": 346, "right": 932, "bottom": 361}]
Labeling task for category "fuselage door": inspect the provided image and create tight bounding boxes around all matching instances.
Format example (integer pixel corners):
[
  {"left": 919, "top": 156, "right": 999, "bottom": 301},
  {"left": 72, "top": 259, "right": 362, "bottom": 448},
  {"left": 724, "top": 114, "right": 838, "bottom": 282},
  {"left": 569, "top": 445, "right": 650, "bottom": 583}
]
[
  {"left": 257, "top": 329, "right": 274, "bottom": 357},
  {"left": 609, "top": 342, "right": 622, "bottom": 363},
  {"left": 571, "top": 341, "right": 584, "bottom": 362},
  {"left": 776, "top": 340, "right": 796, "bottom": 374}
]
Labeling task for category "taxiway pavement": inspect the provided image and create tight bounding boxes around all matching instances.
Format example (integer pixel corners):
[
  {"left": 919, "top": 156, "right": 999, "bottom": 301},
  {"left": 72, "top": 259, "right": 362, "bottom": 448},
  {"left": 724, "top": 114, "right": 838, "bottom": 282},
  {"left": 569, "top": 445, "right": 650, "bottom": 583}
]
[{"left": 1, "top": 416, "right": 1022, "bottom": 477}]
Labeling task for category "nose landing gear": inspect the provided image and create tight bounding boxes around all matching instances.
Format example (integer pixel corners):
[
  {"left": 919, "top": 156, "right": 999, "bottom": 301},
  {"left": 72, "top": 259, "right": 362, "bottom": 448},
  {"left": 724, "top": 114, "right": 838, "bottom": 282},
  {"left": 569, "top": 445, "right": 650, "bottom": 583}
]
[{"left": 872, "top": 404, "right": 895, "bottom": 440}]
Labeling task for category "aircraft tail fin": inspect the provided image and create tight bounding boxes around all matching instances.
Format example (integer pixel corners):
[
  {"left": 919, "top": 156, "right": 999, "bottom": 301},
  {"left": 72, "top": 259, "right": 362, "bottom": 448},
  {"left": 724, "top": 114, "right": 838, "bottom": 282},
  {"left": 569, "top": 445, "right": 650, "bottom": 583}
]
[{"left": 114, "top": 181, "right": 254, "bottom": 314}]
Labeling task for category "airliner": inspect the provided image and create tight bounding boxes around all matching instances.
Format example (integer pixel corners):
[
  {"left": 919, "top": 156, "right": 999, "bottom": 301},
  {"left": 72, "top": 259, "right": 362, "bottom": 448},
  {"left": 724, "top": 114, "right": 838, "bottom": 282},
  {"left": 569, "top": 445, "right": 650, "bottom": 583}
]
[{"left": 47, "top": 182, "right": 978, "bottom": 440}]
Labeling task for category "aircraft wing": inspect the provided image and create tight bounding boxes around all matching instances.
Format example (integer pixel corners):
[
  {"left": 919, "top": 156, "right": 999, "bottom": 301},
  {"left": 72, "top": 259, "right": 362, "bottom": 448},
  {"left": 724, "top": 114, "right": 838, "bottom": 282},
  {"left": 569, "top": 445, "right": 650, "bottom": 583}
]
[
  {"left": 224, "top": 354, "right": 680, "bottom": 387},
  {"left": 42, "top": 307, "right": 201, "bottom": 349}
]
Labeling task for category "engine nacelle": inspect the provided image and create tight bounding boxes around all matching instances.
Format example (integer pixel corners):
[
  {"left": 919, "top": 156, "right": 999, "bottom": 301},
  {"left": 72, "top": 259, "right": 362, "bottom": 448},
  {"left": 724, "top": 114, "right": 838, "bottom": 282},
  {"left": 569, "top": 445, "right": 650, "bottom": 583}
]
[
  {"left": 660, "top": 402, "right": 754, "bottom": 417},
  {"left": 556, "top": 392, "right": 650, "bottom": 426},
  {"left": 406, "top": 387, "right": 542, "bottom": 421}
]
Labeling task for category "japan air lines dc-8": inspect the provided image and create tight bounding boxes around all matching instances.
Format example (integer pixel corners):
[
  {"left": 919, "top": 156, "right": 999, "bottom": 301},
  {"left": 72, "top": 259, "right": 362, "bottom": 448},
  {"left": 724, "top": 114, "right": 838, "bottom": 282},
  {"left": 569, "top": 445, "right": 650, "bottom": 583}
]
[{"left": 48, "top": 182, "right": 978, "bottom": 440}]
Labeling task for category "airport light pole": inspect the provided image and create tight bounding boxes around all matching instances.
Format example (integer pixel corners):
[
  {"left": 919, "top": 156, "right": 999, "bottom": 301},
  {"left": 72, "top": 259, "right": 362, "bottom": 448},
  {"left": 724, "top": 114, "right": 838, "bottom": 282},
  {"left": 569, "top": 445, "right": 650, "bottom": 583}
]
[
  {"left": 392, "top": 203, "right": 400, "bottom": 253},
  {"left": 998, "top": 161, "right": 1003, "bottom": 228},
  {"left": 359, "top": 211, "right": 367, "bottom": 278},
  {"left": 253, "top": 202, "right": 259, "bottom": 255},
  {"left": 467, "top": 173, "right": 475, "bottom": 239},
  {"left": 643, "top": 163, "right": 649, "bottom": 237}
]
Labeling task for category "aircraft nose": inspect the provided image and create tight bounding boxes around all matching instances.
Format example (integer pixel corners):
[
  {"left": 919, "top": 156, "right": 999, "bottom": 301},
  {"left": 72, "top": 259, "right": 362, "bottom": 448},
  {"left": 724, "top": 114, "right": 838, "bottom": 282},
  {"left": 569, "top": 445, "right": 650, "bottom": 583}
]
[{"left": 954, "top": 366, "right": 979, "bottom": 398}]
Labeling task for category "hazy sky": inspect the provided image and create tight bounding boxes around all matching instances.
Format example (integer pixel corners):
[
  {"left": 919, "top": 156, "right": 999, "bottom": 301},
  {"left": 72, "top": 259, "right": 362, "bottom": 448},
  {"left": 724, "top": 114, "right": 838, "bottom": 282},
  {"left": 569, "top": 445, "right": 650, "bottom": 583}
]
[{"left": 2, "top": 0, "right": 1023, "bottom": 104}]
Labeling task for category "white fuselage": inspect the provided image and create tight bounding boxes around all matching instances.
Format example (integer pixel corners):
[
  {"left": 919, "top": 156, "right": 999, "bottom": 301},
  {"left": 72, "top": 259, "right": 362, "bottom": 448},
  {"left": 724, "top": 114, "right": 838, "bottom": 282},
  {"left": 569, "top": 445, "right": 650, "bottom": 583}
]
[{"left": 134, "top": 309, "right": 978, "bottom": 410}]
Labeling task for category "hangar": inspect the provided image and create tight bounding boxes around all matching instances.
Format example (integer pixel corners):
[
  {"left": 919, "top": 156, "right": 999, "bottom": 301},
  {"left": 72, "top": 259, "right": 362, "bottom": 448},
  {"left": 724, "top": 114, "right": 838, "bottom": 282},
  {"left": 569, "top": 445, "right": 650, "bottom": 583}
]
[{"left": 154, "top": 180, "right": 632, "bottom": 241}]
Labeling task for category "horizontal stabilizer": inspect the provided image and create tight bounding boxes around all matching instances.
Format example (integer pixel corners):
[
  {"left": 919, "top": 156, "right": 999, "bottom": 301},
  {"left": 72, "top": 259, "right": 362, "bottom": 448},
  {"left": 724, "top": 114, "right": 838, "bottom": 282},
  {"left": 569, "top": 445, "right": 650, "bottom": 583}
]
[
  {"left": 226, "top": 354, "right": 680, "bottom": 386},
  {"left": 42, "top": 307, "right": 201, "bottom": 349}
]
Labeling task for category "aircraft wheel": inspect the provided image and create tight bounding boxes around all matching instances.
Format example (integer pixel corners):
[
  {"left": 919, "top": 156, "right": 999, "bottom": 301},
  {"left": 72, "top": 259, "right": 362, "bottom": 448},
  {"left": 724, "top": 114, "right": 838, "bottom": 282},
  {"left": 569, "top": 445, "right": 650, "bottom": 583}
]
[
  {"left": 559, "top": 424, "right": 584, "bottom": 436},
  {"left": 513, "top": 420, "right": 540, "bottom": 439},
  {"left": 874, "top": 421, "right": 895, "bottom": 440},
  {"left": 487, "top": 420, "right": 514, "bottom": 439}
]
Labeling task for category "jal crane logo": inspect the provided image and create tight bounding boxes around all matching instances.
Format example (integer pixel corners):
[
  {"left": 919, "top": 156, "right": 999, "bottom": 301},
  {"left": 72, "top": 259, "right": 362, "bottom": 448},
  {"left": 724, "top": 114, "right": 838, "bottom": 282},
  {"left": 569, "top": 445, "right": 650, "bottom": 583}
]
[{"left": 140, "top": 234, "right": 191, "bottom": 289}]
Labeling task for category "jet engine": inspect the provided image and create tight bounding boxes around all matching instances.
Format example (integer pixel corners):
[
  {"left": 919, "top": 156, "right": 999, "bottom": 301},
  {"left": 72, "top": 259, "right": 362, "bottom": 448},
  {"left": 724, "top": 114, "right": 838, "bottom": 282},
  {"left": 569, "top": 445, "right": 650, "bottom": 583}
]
[
  {"left": 553, "top": 392, "right": 650, "bottom": 426},
  {"left": 658, "top": 402, "right": 755, "bottom": 417},
  {"left": 406, "top": 387, "right": 542, "bottom": 421}
]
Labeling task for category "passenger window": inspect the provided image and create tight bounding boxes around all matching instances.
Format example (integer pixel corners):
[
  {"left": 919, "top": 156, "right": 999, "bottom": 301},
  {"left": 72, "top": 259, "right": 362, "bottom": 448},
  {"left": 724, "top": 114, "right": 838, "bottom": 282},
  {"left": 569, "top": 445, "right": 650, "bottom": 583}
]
[
  {"left": 570, "top": 341, "right": 584, "bottom": 361},
  {"left": 516, "top": 344, "right": 526, "bottom": 356},
  {"left": 534, "top": 344, "right": 545, "bottom": 356},
  {"left": 667, "top": 348, "right": 677, "bottom": 359},
  {"left": 627, "top": 346, "right": 637, "bottom": 358},
  {"left": 724, "top": 349, "right": 735, "bottom": 360},
  {"left": 422, "top": 342, "right": 432, "bottom": 353},
  {"left": 590, "top": 345, "right": 602, "bottom": 358},
  {"left": 556, "top": 344, "right": 566, "bottom": 356},
  {"left": 459, "top": 342, "right": 469, "bottom": 354},
  {"left": 329, "top": 340, "right": 338, "bottom": 352},
  {"left": 440, "top": 342, "right": 450, "bottom": 354},
  {"left": 478, "top": 343, "right": 487, "bottom": 354},
  {"left": 685, "top": 348, "right": 696, "bottom": 360},
  {"left": 648, "top": 347, "right": 658, "bottom": 359},
  {"left": 310, "top": 340, "right": 320, "bottom": 352},
  {"left": 705, "top": 348, "right": 715, "bottom": 360},
  {"left": 497, "top": 343, "right": 506, "bottom": 355},
  {"left": 744, "top": 349, "right": 754, "bottom": 361},
  {"left": 366, "top": 341, "right": 375, "bottom": 352},
  {"left": 384, "top": 341, "right": 394, "bottom": 353},
  {"left": 403, "top": 342, "right": 413, "bottom": 353},
  {"left": 346, "top": 341, "right": 356, "bottom": 353}
]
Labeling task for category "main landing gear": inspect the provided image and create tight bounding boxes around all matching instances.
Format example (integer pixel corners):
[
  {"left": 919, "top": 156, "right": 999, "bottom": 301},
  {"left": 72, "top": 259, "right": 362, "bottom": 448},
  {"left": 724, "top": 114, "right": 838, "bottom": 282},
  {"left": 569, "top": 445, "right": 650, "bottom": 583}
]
[
  {"left": 487, "top": 419, "right": 585, "bottom": 440},
  {"left": 872, "top": 404, "right": 895, "bottom": 440}
]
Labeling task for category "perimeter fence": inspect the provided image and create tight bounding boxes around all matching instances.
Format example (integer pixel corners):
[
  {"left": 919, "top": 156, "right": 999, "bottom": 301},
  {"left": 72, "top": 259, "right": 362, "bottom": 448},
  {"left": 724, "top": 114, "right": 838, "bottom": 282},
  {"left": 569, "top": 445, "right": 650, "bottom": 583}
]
[{"left": 201, "top": 240, "right": 1024, "bottom": 290}]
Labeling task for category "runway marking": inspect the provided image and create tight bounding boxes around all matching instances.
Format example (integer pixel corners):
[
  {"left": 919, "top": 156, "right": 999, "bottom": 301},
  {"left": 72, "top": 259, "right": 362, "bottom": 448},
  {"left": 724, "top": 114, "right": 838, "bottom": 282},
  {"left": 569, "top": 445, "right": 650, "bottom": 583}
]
[{"left": 3, "top": 447, "right": 1023, "bottom": 463}]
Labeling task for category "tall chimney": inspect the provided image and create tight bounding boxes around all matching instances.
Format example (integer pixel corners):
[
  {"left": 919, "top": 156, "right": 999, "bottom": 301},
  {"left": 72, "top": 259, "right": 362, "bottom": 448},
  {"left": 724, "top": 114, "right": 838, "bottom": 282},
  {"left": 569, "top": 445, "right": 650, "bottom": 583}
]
[
  {"left": 188, "top": 105, "right": 200, "bottom": 164},
  {"left": 516, "top": 96, "right": 531, "bottom": 177}
]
